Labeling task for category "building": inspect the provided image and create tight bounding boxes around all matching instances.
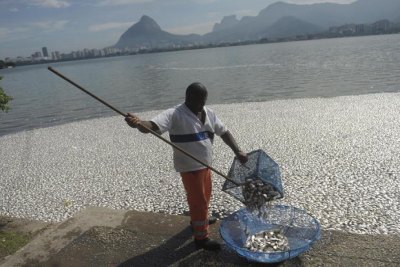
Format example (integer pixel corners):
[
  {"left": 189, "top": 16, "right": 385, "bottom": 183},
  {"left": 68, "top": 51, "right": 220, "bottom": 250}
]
[
  {"left": 51, "top": 51, "right": 61, "bottom": 60},
  {"left": 355, "top": 24, "right": 365, "bottom": 33},
  {"left": 42, "top": 47, "right": 49, "bottom": 59},
  {"left": 329, "top": 24, "right": 357, "bottom": 35},
  {"left": 32, "top": 51, "right": 42, "bottom": 60},
  {"left": 371, "top": 20, "right": 392, "bottom": 32}
]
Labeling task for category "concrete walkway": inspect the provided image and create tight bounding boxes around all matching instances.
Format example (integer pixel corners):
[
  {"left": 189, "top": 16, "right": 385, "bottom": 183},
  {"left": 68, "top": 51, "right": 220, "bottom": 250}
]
[{"left": 1, "top": 207, "right": 400, "bottom": 267}]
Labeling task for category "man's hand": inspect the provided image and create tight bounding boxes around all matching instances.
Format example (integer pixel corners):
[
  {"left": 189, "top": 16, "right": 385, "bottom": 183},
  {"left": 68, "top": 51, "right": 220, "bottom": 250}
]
[
  {"left": 125, "top": 113, "right": 141, "bottom": 128},
  {"left": 220, "top": 131, "right": 248, "bottom": 163},
  {"left": 125, "top": 113, "right": 160, "bottom": 134},
  {"left": 236, "top": 151, "right": 248, "bottom": 164}
]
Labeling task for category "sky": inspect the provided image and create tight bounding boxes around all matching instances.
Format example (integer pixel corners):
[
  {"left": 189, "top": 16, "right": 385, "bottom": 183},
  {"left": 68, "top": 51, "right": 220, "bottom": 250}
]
[{"left": 0, "top": 0, "right": 356, "bottom": 59}]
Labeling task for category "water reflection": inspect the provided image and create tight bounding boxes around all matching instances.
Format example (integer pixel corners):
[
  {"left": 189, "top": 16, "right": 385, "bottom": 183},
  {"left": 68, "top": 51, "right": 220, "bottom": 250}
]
[{"left": 1, "top": 34, "right": 399, "bottom": 136}]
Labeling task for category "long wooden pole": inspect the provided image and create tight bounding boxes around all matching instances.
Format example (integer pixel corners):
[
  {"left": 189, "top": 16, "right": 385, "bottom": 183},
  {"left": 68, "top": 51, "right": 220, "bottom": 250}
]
[{"left": 48, "top": 66, "right": 239, "bottom": 186}]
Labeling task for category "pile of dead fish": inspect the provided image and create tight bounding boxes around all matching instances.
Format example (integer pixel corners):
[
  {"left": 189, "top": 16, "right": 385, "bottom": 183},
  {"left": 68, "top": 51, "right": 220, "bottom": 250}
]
[
  {"left": 244, "top": 229, "right": 290, "bottom": 252},
  {"left": 242, "top": 178, "right": 280, "bottom": 210}
]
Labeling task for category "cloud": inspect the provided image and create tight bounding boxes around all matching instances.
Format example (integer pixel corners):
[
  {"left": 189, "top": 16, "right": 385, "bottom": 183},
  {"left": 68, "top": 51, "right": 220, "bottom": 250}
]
[
  {"left": 89, "top": 22, "right": 134, "bottom": 32},
  {"left": 0, "top": 28, "right": 14, "bottom": 39},
  {"left": 29, "top": 0, "right": 70, "bottom": 8},
  {"left": 0, "top": 20, "right": 68, "bottom": 45},
  {"left": 0, "top": 27, "right": 30, "bottom": 42},
  {"left": 9, "top": 7, "right": 19, "bottom": 12},
  {"left": 0, "top": 19, "right": 68, "bottom": 44},
  {"left": 32, "top": 20, "right": 69, "bottom": 31},
  {"left": 97, "top": 0, "right": 153, "bottom": 6}
]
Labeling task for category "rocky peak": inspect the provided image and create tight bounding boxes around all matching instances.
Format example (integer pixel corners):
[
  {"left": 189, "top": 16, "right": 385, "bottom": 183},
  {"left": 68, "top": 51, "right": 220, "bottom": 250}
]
[
  {"left": 124, "top": 15, "right": 162, "bottom": 36},
  {"left": 213, "top": 15, "right": 240, "bottom": 32}
]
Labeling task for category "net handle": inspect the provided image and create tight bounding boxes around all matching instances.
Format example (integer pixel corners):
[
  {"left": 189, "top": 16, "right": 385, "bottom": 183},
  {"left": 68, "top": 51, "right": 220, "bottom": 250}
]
[{"left": 48, "top": 66, "right": 239, "bottom": 186}]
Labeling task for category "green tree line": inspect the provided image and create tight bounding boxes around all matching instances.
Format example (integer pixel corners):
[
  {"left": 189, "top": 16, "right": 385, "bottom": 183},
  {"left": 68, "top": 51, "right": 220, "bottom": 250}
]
[
  {"left": 0, "top": 76, "right": 13, "bottom": 112},
  {"left": 0, "top": 60, "right": 16, "bottom": 69}
]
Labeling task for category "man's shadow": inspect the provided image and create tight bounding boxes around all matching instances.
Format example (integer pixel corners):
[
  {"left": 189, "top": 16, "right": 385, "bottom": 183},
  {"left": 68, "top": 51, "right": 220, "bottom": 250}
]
[
  {"left": 117, "top": 224, "right": 302, "bottom": 267},
  {"left": 118, "top": 225, "right": 198, "bottom": 267}
]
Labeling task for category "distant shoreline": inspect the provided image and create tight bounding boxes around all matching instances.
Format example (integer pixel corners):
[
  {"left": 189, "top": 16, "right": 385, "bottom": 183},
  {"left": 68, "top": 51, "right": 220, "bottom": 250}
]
[{"left": 4, "top": 32, "right": 400, "bottom": 68}]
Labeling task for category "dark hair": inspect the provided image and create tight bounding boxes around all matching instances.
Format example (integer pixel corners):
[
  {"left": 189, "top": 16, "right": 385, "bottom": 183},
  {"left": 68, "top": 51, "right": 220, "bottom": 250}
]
[{"left": 186, "top": 82, "right": 207, "bottom": 98}]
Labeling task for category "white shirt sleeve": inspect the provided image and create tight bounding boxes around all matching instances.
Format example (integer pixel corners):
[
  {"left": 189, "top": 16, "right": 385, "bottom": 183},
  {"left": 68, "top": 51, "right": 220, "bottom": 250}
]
[
  {"left": 207, "top": 108, "right": 227, "bottom": 136},
  {"left": 214, "top": 115, "right": 227, "bottom": 136},
  {"left": 150, "top": 108, "right": 175, "bottom": 134}
]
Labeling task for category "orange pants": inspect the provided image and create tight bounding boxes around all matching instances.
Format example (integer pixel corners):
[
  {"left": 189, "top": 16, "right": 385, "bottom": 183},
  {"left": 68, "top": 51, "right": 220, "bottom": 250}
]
[{"left": 180, "top": 168, "right": 212, "bottom": 240}]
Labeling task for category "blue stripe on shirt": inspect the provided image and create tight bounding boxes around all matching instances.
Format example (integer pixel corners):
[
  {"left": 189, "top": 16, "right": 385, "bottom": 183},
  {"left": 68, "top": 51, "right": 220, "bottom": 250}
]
[{"left": 170, "top": 131, "right": 214, "bottom": 143}]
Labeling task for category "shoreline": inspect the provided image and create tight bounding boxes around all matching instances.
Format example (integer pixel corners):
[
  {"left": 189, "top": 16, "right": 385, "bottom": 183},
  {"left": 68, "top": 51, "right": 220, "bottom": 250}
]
[{"left": 1, "top": 92, "right": 400, "bottom": 236}]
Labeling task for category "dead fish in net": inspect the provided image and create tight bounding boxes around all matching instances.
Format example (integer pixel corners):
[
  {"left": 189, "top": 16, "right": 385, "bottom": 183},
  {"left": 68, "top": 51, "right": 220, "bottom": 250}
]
[
  {"left": 244, "top": 229, "right": 290, "bottom": 252},
  {"left": 243, "top": 178, "right": 280, "bottom": 210}
]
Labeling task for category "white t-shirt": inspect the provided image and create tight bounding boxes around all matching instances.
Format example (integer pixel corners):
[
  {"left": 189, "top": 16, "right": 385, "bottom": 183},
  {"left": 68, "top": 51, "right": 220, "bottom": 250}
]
[{"left": 151, "top": 103, "right": 227, "bottom": 172}]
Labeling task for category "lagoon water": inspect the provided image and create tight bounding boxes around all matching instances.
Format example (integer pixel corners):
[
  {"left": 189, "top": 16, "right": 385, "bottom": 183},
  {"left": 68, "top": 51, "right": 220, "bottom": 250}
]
[{"left": 1, "top": 34, "right": 399, "bottom": 136}]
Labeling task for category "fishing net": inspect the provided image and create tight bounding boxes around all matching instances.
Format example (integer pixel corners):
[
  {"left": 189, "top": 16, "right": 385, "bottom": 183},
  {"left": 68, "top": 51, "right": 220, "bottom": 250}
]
[
  {"left": 220, "top": 206, "right": 321, "bottom": 263},
  {"left": 220, "top": 150, "right": 321, "bottom": 263},
  {"left": 222, "top": 149, "right": 283, "bottom": 206}
]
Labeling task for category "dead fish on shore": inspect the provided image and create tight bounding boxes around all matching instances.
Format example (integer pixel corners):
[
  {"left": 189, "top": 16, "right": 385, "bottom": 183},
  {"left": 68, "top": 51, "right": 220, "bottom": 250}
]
[
  {"left": 243, "top": 178, "right": 280, "bottom": 210},
  {"left": 244, "top": 229, "right": 290, "bottom": 252}
]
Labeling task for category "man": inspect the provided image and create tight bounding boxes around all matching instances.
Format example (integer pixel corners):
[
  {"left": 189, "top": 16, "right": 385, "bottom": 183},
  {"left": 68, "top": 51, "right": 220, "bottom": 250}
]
[{"left": 125, "top": 82, "right": 248, "bottom": 251}]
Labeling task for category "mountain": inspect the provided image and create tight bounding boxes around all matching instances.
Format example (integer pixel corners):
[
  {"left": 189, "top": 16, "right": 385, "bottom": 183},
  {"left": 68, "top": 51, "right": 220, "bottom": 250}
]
[
  {"left": 257, "top": 0, "right": 400, "bottom": 28},
  {"left": 261, "top": 16, "right": 323, "bottom": 39},
  {"left": 204, "top": 0, "right": 400, "bottom": 43},
  {"left": 114, "top": 15, "right": 201, "bottom": 49},
  {"left": 114, "top": 0, "right": 400, "bottom": 49},
  {"left": 213, "top": 15, "right": 240, "bottom": 32}
]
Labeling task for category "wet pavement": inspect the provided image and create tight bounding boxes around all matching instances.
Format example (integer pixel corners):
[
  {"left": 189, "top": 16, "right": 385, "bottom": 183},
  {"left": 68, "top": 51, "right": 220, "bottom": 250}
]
[{"left": 1, "top": 207, "right": 399, "bottom": 267}]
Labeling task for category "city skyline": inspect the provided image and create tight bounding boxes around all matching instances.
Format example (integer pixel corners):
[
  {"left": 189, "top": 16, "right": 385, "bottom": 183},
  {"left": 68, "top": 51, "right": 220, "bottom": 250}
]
[
  {"left": 8, "top": 45, "right": 131, "bottom": 62},
  {"left": 0, "top": 0, "right": 356, "bottom": 59},
  {"left": 7, "top": 18, "right": 397, "bottom": 65}
]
